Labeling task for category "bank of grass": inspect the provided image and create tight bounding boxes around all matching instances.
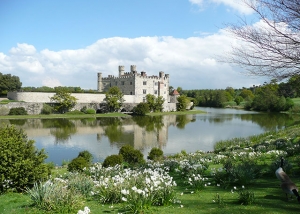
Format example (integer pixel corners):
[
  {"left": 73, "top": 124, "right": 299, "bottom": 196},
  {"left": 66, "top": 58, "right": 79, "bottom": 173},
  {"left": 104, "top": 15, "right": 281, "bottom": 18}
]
[
  {"left": 0, "top": 109, "right": 205, "bottom": 119},
  {"left": 1, "top": 124, "right": 300, "bottom": 213}
]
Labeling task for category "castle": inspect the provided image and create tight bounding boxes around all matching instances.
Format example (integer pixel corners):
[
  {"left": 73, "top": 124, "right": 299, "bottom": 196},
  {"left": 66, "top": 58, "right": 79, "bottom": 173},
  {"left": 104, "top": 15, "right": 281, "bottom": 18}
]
[{"left": 97, "top": 65, "right": 170, "bottom": 103}]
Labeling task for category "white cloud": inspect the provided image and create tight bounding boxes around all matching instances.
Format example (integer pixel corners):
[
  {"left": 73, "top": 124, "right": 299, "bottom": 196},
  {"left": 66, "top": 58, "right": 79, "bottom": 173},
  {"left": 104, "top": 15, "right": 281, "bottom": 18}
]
[
  {"left": 189, "top": 0, "right": 254, "bottom": 15},
  {"left": 0, "top": 26, "right": 267, "bottom": 89}
]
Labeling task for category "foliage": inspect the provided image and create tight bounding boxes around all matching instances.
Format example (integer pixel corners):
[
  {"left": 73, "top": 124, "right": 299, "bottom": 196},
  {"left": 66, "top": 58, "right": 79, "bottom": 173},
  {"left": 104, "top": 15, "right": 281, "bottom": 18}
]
[
  {"left": 237, "top": 188, "right": 255, "bottom": 205},
  {"left": 67, "top": 173, "right": 94, "bottom": 198},
  {"left": 80, "top": 106, "right": 87, "bottom": 113},
  {"left": 85, "top": 108, "right": 96, "bottom": 114},
  {"left": 0, "top": 125, "right": 48, "bottom": 192},
  {"left": 65, "top": 110, "right": 85, "bottom": 115},
  {"left": 102, "top": 154, "right": 123, "bottom": 167},
  {"left": 78, "top": 150, "right": 93, "bottom": 164},
  {"left": 132, "top": 102, "right": 150, "bottom": 116},
  {"left": 177, "top": 95, "right": 190, "bottom": 111},
  {"left": 0, "top": 72, "right": 22, "bottom": 95},
  {"left": 26, "top": 181, "right": 84, "bottom": 213},
  {"left": 68, "top": 157, "right": 89, "bottom": 172},
  {"left": 234, "top": 96, "right": 243, "bottom": 105},
  {"left": 148, "top": 147, "right": 164, "bottom": 161},
  {"left": 50, "top": 87, "right": 77, "bottom": 113},
  {"left": 104, "top": 86, "right": 125, "bottom": 112},
  {"left": 8, "top": 107, "right": 27, "bottom": 115},
  {"left": 119, "top": 144, "right": 145, "bottom": 166},
  {"left": 40, "top": 104, "right": 53, "bottom": 115},
  {"left": 146, "top": 94, "right": 164, "bottom": 112}
]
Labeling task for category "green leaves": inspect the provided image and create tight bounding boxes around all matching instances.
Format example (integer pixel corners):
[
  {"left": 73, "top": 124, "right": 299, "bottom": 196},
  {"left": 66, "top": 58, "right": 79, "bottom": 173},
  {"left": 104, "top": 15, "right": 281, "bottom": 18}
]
[
  {"left": 0, "top": 125, "right": 48, "bottom": 192},
  {"left": 50, "top": 87, "right": 77, "bottom": 113},
  {"left": 104, "top": 86, "right": 125, "bottom": 112}
]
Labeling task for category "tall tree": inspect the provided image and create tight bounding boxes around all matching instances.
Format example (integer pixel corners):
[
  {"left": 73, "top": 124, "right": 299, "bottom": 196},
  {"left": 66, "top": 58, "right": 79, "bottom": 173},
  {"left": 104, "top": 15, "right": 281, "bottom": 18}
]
[
  {"left": 104, "top": 86, "right": 125, "bottom": 112},
  {"left": 0, "top": 73, "right": 22, "bottom": 95},
  {"left": 226, "top": 0, "right": 300, "bottom": 80},
  {"left": 50, "top": 87, "right": 77, "bottom": 113}
]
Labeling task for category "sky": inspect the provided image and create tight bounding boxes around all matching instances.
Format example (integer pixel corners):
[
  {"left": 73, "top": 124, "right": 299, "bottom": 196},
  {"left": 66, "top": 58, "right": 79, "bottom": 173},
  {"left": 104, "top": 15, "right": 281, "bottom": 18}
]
[{"left": 0, "top": 0, "right": 268, "bottom": 90}]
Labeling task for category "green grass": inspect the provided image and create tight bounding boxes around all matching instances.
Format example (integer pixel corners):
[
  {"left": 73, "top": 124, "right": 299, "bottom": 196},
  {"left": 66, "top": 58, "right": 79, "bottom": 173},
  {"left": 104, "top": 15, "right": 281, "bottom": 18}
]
[
  {"left": 292, "top": 98, "right": 300, "bottom": 105},
  {"left": 0, "top": 112, "right": 130, "bottom": 120}
]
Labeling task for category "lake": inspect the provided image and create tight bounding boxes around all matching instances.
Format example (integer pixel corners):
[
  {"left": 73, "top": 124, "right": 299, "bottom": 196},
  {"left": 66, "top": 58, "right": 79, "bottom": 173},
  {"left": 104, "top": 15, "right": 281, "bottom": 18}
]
[{"left": 1, "top": 107, "right": 299, "bottom": 165}]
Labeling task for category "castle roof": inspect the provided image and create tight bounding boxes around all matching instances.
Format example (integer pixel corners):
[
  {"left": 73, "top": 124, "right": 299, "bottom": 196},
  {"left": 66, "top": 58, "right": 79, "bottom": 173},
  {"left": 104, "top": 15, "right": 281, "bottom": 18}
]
[{"left": 172, "top": 89, "right": 180, "bottom": 95}]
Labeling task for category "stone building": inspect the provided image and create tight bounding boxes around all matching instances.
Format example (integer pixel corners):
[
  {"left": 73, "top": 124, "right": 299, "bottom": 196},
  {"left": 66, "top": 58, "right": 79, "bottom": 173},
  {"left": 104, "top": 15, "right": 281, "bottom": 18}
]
[{"left": 97, "top": 65, "right": 170, "bottom": 103}]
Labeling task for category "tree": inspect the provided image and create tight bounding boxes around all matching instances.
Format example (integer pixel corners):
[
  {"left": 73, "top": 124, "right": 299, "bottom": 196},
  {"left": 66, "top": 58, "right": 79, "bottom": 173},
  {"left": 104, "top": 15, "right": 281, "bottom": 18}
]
[
  {"left": 50, "top": 87, "right": 77, "bottom": 113},
  {"left": 226, "top": 0, "right": 300, "bottom": 80},
  {"left": 132, "top": 103, "right": 150, "bottom": 116},
  {"left": 177, "top": 95, "right": 190, "bottom": 111},
  {"left": 0, "top": 125, "right": 48, "bottom": 192},
  {"left": 104, "top": 86, "right": 125, "bottom": 112},
  {"left": 234, "top": 96, "right": 244, "bottom": 105},
  {"left": 0, "top": 73, "right": 22, "bottom": 95},
  {"left": 145, "top": 94, "right": 164, "bottom": 112}
]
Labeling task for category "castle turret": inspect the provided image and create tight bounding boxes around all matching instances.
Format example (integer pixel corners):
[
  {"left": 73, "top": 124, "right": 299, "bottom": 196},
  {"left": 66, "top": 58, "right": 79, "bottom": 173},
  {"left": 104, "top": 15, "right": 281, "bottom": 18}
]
[
  {"left": 119, "top": 65, "right": 125, "bottom": 77},
  {"left": 97, "top": 72, "right": 103, "bottom": 92},
  {"left": 159, "top": 71, "right": 165, "bottom": 78},
  {"left": 131, "top": 65, "right": 137, "bottom": 73}
]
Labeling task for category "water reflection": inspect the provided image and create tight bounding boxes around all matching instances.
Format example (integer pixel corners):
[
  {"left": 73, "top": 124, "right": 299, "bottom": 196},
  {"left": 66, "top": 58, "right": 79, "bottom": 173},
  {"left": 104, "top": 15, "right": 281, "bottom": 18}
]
[{"left": 1, "top": 107, "right": 300, "bottom": 165}]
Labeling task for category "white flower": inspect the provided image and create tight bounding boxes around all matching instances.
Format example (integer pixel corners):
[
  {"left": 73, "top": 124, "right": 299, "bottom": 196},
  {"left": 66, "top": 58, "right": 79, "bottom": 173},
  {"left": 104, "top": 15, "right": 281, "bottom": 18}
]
[{"left": 122, "top": 197, "right": 127, "bottom": 202}]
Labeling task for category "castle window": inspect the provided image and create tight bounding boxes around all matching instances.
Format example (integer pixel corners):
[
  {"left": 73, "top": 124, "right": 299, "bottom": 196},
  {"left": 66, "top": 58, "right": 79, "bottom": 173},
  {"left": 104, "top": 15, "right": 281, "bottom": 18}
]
[
  {"left": 155, "top": 82, "right": 158, "bottom": 86},
  {"left": 115, "top": 82, "right": 118, "bottom": 85},
  {"left": 154, "top": 90, "right": 157, "bottom": 94},
  {"left": 130, "top": 92, "right": 133, "bottom": 95},
  {"left": 143, "top": 89, "right": 147, "bottom": 94},
  {"left": 130, "top": 82, "right": 133, "bottom": 85},
  {"left": 143, "top": 81, "right": 147, "bottom": 85},
  {"left": 143, "top": 97, "right": 146, "bottom": 102},
  {"left": 121, "top": 81, "right": 125, "bottom": 85}
]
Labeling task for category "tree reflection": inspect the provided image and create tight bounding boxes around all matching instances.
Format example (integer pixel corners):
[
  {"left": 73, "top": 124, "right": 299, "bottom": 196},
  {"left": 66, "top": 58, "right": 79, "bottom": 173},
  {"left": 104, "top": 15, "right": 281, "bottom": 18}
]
[
  {"left": 9, "top": 119, "right": 27, "bottom": 126},
  {"left": 41, "top": 119, "right": 77, "bottom": 143},
  {"left": 176, "top": 115, "right": 195, "bottom": 129},
  {"left": 103, "top": 118, "right": 123, "bottom": 143},
  {"left": 132, "top": 116, "right": 164, "bottom": 132}
]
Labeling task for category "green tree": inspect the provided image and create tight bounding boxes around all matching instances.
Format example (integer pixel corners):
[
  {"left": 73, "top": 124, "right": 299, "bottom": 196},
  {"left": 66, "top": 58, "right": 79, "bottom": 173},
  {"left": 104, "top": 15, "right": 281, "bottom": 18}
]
[
  {"left": 0, "top": 73, "right": 22, "bottom": 95},
  {"left": 234, "top": 96, "right": 243, "bottom": 105},
  {"left": 104, "top": 86, "right": 125, "bottom": 112},
  {"left": 132, "top": 103, "right": 150, "bottom": 116},
  {"left": 50, "top": 87, "right": 77, "bottom": 113},
  {"left": 177, "top": 95, "right": 190, "bottom": 111},
  {"left": 0, "top": 125, "right": 48, "bottom": 192},
  {"left": 146, "top": 94, "right": 164, "bottom": 112},
  {"left": 240, "top": 89, "right": 254, "bottom": 100}
]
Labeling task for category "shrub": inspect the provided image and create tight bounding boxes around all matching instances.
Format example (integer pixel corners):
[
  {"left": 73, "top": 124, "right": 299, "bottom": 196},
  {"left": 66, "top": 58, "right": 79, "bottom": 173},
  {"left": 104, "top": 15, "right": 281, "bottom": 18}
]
[
  {"left": 40, "top": 104, "right": 53, "bottom": 114},
  {"left": 67, "top": 173, "right": 94, "bottom": 198},
  {"left": 132, "top": 102, "right": 150, "bottom": 116},
  {"left": 65, "top": 110, "right": 85, "bottom": 115},
  {"left": 8, "top": 107, "right": 27, "bottom": 115},
  {"left": 119, "top": 144, "right": 145, "bottom": 165},
  {"left": 237, "top": 188, "right": 255, "bottom": 205},
  {"left": 78, "top": 150, "right": 93, "bottom": 164},
  {"left": 67, "top": 157, "right": 89, "bottom": 172},
  {"left": 0, "top": 125, "right": 48, "bottom": 192},
  {"left": 103, "top": 154, "right": 123, "bottom": 167},
  {"left": 26, "top": 181, "right": 84, "bottom": 213},
  {"left": 80, "top": 106, "right": 87, "bottom": 113},
  {"left": 148, "top": 147, "right": 163, "bottom": 161},
  {"left": 86, "top": 108, "right": 96, "bottom": 114}
]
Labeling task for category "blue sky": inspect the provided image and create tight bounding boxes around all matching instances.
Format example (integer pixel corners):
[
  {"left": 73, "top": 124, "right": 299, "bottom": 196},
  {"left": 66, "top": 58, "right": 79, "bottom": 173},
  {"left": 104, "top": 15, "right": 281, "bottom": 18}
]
[{"left": 0, "top": 0, "right": 267, "bottom": 89}]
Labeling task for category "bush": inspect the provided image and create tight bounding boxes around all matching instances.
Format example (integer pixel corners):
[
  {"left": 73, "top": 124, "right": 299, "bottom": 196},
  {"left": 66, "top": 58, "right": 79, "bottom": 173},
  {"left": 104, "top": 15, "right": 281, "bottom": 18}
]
[
  {"left": 78, "top": 150, "right": 93, "bottom": 164},
  {"left": 119, "top": 144, "right": 145, "bottom": 165},
  {"left": 80, "top": 106, "right": 87, "bottom": 113},
  {"left": 148, "top": 147, "right": 163, "bottom": 161},
  {"left": 132, "top": 103, "right": 150, "bottom": 116},
  {"left": 103, "top": 154, "right": 123, "bottom": 167},
  {"left": 40, "top": 104, "right": 53, "bottom": 115},
  {"left": 86, "top": 108, "right": 96, "bottom": 114},
  {"left": 67, "top": 157, "right": 89, "bottom": 172},
  {"left": 27, "top": 181, "right": 84, "bottom": 213},
  {"left": 0, "top": 125, "right": 48, "bottom": 192},
  {"left": 65, "top": 110, "right": 85, "bottom": 115},
  {"left": 8, "top": 107, "right": 27, "bottom": 115}
]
